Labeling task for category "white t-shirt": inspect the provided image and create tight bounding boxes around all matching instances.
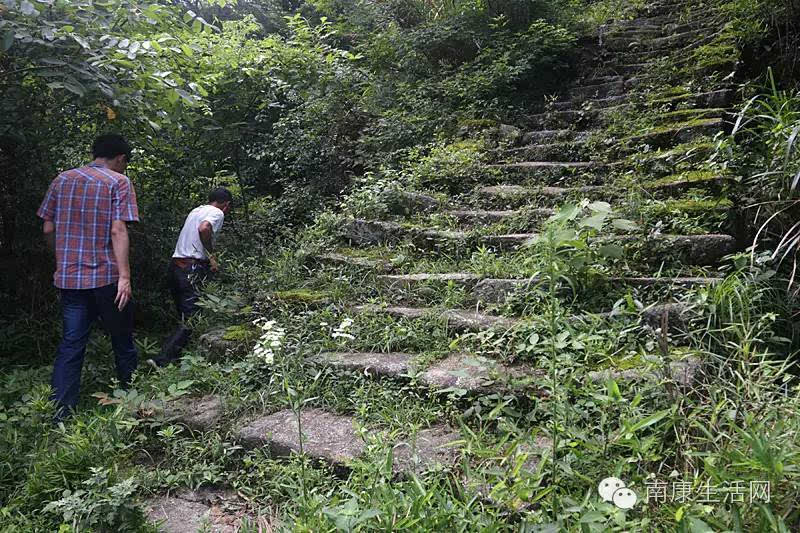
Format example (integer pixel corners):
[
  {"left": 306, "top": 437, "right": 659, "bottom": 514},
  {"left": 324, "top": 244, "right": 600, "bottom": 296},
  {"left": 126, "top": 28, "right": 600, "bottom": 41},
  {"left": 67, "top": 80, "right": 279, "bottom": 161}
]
[{"left": 172, "top": 205, "right": 225, "bottom": 260}]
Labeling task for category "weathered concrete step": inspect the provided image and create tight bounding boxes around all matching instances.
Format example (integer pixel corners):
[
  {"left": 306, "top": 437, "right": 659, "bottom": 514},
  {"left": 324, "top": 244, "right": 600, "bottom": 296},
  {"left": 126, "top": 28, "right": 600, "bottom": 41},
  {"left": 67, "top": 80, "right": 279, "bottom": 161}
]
[
  {"left": 353, "top": 304, "right": 520, "bottom": 331},
  {"left": 588, "top": 356, "right": 701, "bottom": 387},
  {"left": 145, "top": 488, "right": 256, "bottom": 533},
  {"left": 313, "top": 352, "right": 538, "bottom": 395},
  {"left": 626, "top": 118, "right": 725, "bottom": 149},
  {"left": 317, "top": 252, "right": 395, "bottom": 272}
]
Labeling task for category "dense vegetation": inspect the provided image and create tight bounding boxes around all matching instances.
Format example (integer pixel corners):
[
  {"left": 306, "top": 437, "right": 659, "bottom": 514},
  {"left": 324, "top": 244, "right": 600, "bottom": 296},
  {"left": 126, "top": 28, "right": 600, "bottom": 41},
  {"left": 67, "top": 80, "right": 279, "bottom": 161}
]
[{"left": 2, "top": 0, "right": 800, "bottom": 531}]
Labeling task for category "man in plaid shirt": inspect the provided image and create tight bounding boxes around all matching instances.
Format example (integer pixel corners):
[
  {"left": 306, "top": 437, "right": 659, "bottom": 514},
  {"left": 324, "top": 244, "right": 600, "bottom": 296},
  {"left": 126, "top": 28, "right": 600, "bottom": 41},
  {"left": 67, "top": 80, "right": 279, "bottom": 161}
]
[{"left": 37, "top": 134, "right": 140, "bottom": 420}]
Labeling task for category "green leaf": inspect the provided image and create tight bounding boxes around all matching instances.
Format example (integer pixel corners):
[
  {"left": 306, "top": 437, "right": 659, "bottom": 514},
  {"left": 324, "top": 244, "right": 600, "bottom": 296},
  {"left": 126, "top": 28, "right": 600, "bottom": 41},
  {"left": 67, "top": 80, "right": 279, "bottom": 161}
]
[
  {"left": 552, "top": 203, "right": 579, "bottom": 221},
  {"left": 580, "top": 213, "right": 607, "bottom": 230},
  {"left": 1, "top": 31, "right": 14, "bottom": 52},
  {"left": 611, "top": 218, "right": 639, "bottom": 232},
  {"left": 625, "top": 408, "right": 672, "bottom": 435},
  {"left": 180, "top": 44, "right": 194, "bottom": 57},
  {"left": 588, "top": 201, "right": 612, "bottom": 213},
  {"left": 598, "top": 244, "right": 624, "bottom": 259}
]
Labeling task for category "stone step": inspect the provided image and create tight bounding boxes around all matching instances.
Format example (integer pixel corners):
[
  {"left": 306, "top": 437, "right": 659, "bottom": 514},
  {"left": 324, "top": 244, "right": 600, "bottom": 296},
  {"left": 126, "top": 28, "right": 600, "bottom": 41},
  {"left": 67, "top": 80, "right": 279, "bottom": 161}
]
[
  {"left": 519, "top": 129, "right": 581, "bottom": 145},
  {"left": 611, "top": 233, "right": 736, "bottom": 266},
  {"left": 551, "top": 94, "right": 629, "bottom": 110},
  {"left": 601, "top": 20, "right": 714, "bottom": 39},
  {"left": 647, "top": 174, "right": 731, "bottom": 196},
  {"left": 236, "top": 408, "right": 365, "bottom": 475},
  {"left": 312, "top": 352, "right": 537, "bottom": 395},
  {"left": 471, "top": 276, "right": 721, "bottom": 304},
  {"left": 500, "top": 141, "right": 590, "bottom": 163},
  {"left": 588, "top": 355, "right": 701, "bottom": 387},
  {"left": 650, "top": 88, "right": 733, "bottom": 109},
  {"left": 566, "top": 78, "right": 625, "bottom": 100},
  {"left": 317, "top": 252, "right": 395, "bottom": 272},
  {"left": 525, "top": 105, "right": 629, "bottom": 130},
  {"left": 235, "top": 407, "right": 462, "bottom": 476},
  {"left": 625, "top": 118, "right": 725, "bottom": 149},
  {"left": 604, "top": 26, "right": 714, "bottom": 51},
  {"left": 353, "top": 304, "right": 520, "bottom": 331},
  {"left": 378, "top": 273, "right": 481, "bottom": 290},
  {"left": 477, "top": 184, "right": 606, "bottom": 203},
  {"left": 145, "top": 488, "right": 256, "bottom": 533},
  {"left": 445, "top": 208, "right": 555, "bottom": 225}
]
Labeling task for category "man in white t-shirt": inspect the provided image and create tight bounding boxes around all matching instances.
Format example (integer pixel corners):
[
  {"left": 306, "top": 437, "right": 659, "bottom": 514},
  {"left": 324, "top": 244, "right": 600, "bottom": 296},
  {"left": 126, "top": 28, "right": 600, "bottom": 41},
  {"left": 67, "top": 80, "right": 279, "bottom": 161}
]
[{"left": 148, "top": 187, "right": 232, "bottom": 367}]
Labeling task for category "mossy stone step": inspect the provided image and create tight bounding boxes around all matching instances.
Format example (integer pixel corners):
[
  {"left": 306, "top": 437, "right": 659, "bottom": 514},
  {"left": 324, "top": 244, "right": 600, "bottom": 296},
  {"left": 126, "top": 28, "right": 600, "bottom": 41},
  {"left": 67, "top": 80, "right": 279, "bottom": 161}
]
[
  {"left": 604, "top": 26, "right": 716, "bottom": 51},
  {"left": 313, "top": 352, "right": 537, "bottom": 395},
  {"left": 236, "top": 408, "right": 365, "bottom": 474},
  {"left": 500, "top": 141, "right": 590, "bottom": 163},
  {"left": 392, "top": 426, "right": 463, "bottom": 476},
  {"left": 353, "top": 303, "right": 689, "bottom": 336},
  {"left": 625, "top": 118, "right": 724, "bottom": 149},
  {"left": 163, "top": 394, "right": 224, "bottom": 431},
  {"left": 145, "top": 488, "right": 255, "bottom": 533},
  {"left": 471, "top": 276, "right": 720, "bottom": 304},
  {"left": 519, "top": 129, "right": 583, "bottom": 145},
  {"left": 378, "top": 273, "right": 481, "bottom": 290},
  {"left": 551, "top": 94, "right": 629, "bottom": 110},
  {"left": 566, "top": 78, "right": 625, "bottom": 100},
  {"left": 588, "top": 355, "right": 701, "bottom": 387},
  {"left": 650, "top": 88, "right": 733, "bottom": 109},
  {"left": 445, "top": 209, "right": 545, "bottom": 225},
  {"left": 353, "top": 304, "right": 520, "bottom": 331},
  {"left": 613, "top": 233, "right": 736, "bottom": 266},
  {"left": 317, "top": 252, "right": 395, "bottom": 272},
  {"left": 477, "top": 184, "right": 606, "bottom": 204}
]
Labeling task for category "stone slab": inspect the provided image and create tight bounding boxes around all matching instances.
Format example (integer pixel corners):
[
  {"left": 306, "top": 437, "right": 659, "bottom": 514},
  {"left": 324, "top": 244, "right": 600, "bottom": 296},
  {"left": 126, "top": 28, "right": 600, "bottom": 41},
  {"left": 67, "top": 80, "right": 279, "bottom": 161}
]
[
  {"left": 313, "top": 352, "right": 413, "bottom": 377},
  {"left": 353, "top": 305, "right": 520, "bottom": 331},
  {"left": 419, "top": 354, "right": 533, "bottom": 393},
  {"left": 236, "top": 409, "right": 364, "bottom": 471},
  {"left": 199, "top": 329, "right": 245, "bottom": 359},
  {"left": 587, "top": 356, "right": 702, "bottom": 387},
  {"left": 377, "top": 273, "right": 480, "bottom": 290},
  {"left": 392, "top": 425, "right": 463, "bottom": 475},
  {"left": 340, "top": 219, "right": 404, "bottom": 246},
  {"left": 317, "top": 253, "right": 394, "bottom": 272},
  {"left": 145, "top": 488, "right": 256, "bottom": 533},
  {"left": 164, "top": 394, "right": 223, "bottom": 431}
]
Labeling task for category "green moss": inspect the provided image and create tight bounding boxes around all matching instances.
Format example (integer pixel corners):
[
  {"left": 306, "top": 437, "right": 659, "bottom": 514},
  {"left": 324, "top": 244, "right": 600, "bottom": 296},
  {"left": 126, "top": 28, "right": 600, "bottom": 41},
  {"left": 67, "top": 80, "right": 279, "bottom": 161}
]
[
  {"left": 273, "top": 289, "right": 333, "bottom": 304},
  {"left": 655, "top": 108, "right": 725, "bottom": 124},
  {"left": 222, "top": 324, "right": 255, "bottom": 342},
  {"left": 644, "top": 169, "right": 722, "bottom": 189},
  {"left": 650, "top": 197, "right": 733, "bottom": 215},
  {"left": 636, "top": 117, "right": 722, "bottom": 138},
  {"left": 457, "top": 119, "right": 499, "bottom": 130}
]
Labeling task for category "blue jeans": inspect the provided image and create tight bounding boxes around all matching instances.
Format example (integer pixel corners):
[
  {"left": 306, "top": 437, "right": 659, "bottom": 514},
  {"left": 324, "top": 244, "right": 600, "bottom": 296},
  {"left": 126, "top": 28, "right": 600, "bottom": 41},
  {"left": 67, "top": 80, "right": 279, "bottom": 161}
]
[{"left": 52, "top": 283, "right": 138, "bottom": 419}]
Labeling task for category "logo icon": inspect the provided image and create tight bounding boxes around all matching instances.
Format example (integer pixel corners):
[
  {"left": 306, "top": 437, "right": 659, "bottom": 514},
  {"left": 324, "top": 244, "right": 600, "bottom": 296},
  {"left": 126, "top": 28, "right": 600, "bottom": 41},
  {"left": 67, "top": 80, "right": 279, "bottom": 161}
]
[{"left": 598, "top": 476, "right": 638, "bottom": 509}]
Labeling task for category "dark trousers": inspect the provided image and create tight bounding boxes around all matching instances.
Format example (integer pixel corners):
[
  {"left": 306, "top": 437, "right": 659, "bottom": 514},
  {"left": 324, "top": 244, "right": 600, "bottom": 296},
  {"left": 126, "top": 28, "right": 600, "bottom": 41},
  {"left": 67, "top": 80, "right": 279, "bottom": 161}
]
[
  {"left": 53, "top": 283, "right": 138, "bottom": 419},
  {"left": 160, "top": 261, "right": 209, "bottom": 361}
]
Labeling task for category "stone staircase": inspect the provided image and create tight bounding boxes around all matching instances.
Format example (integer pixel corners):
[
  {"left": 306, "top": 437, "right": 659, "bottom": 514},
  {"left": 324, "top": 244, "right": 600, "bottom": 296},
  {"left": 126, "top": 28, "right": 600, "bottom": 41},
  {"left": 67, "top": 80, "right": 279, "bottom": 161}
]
[{"left": 155, "top": 0, "right": 742, "bottom": 525}]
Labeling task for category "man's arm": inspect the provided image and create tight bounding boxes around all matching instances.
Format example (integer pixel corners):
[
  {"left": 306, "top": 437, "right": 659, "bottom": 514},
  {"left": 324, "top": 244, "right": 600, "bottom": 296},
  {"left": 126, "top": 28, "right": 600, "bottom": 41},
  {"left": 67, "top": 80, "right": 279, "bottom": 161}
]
[
  {"left": 198, "top": 220, "right": 219, "bottom": 271},
  {"left": 43, "top": 220, "right": 55, "bottom": 254},
  {"left": 111, "top": 220, "right": 132, "bottom": 310}
]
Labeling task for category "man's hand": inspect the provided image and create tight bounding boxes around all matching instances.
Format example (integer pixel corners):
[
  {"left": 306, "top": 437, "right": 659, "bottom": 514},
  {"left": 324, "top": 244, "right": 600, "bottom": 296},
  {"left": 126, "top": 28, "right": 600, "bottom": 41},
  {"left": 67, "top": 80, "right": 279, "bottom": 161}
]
[
  {"left": 115, "top": 276, "right": 132, "bottom": 310},
  {"left": 209, "top": 255, "right": 220, "bottom": 273}
]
